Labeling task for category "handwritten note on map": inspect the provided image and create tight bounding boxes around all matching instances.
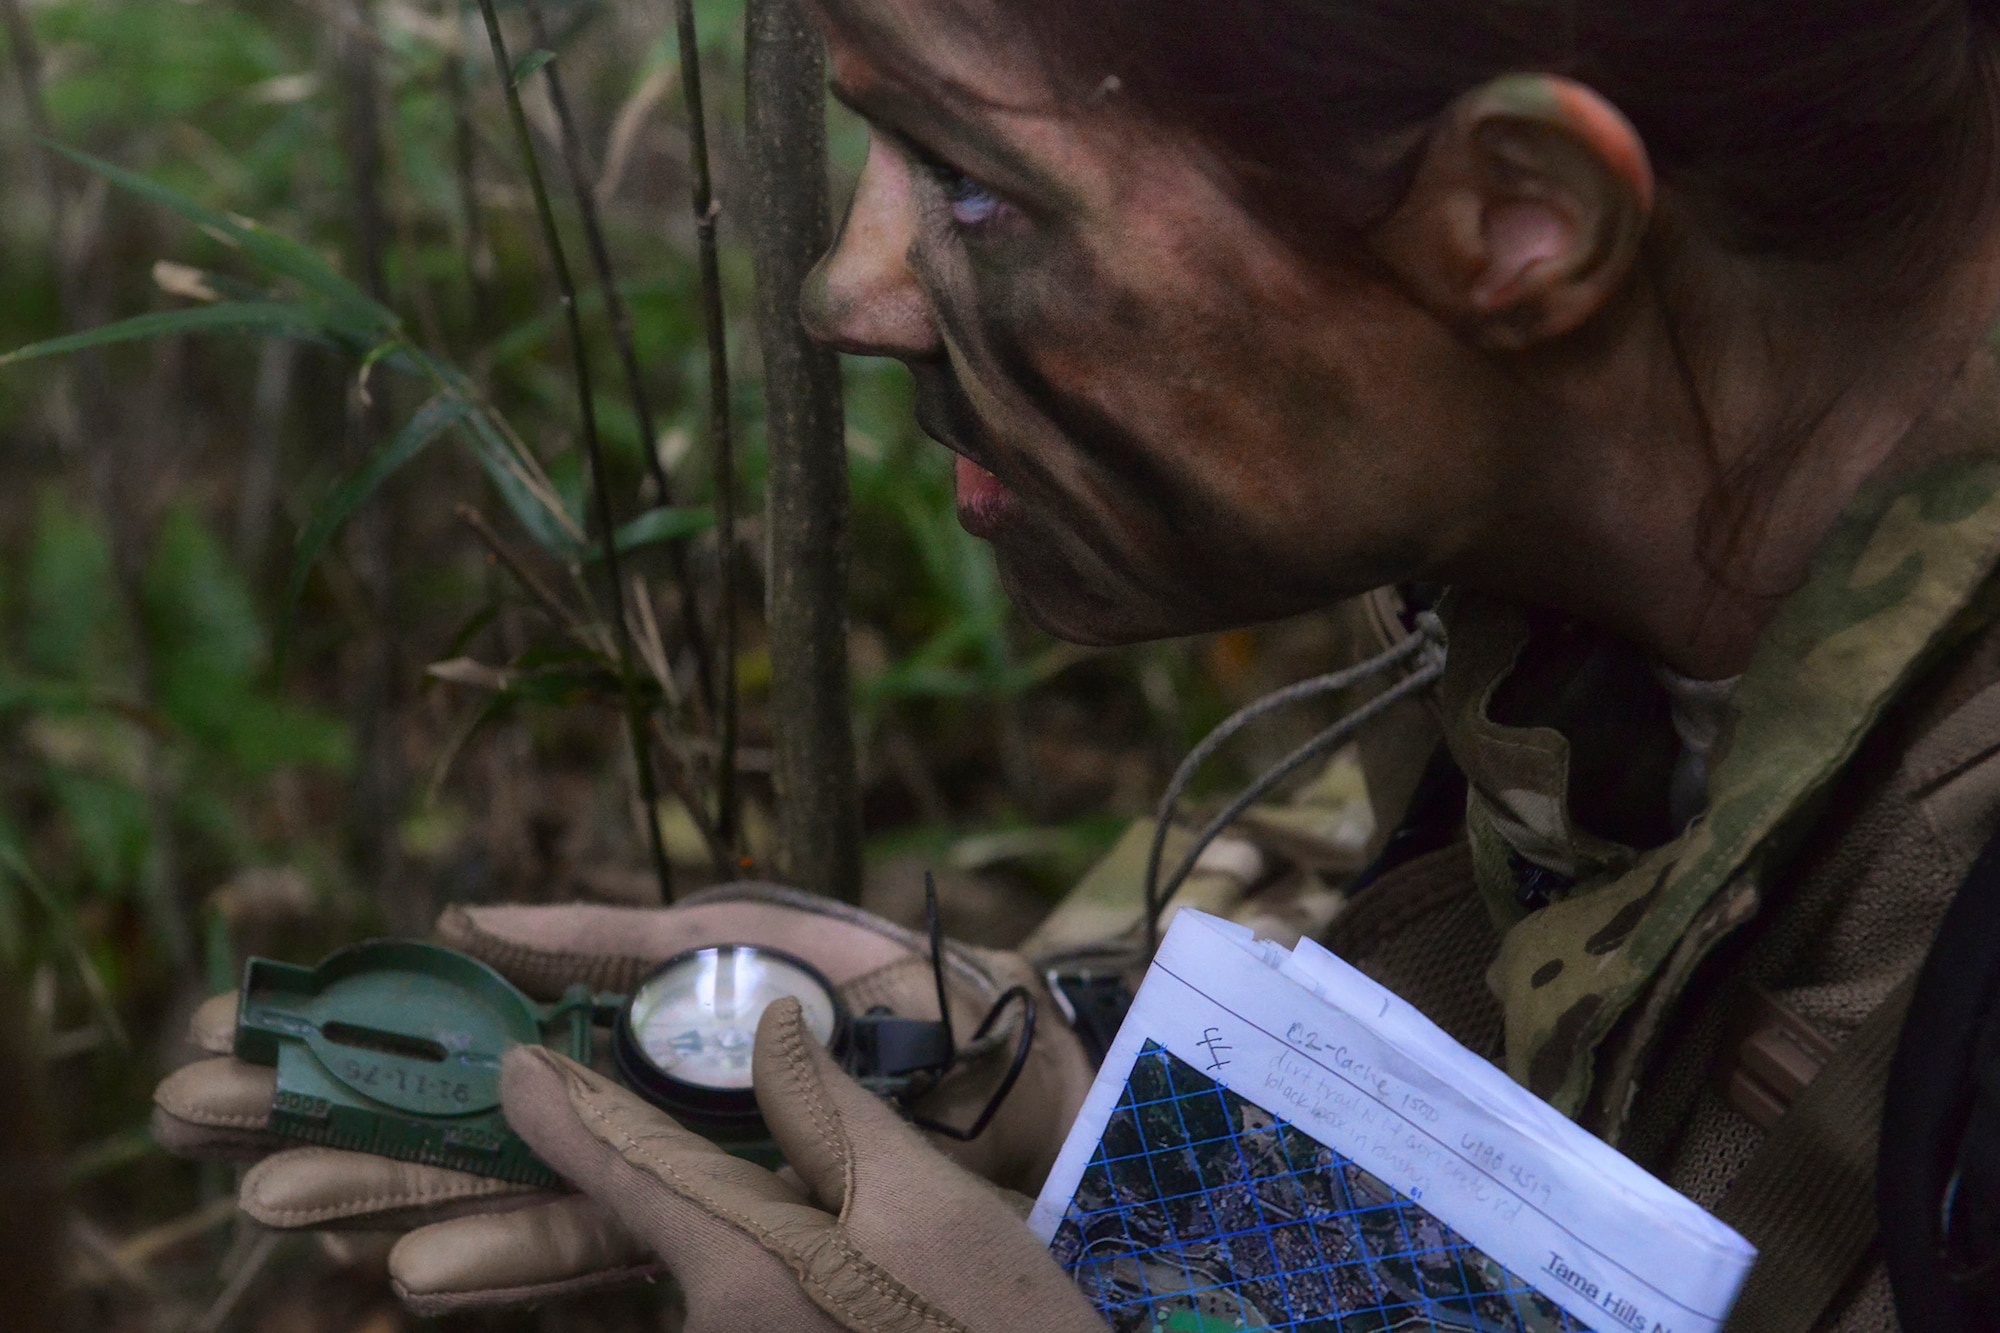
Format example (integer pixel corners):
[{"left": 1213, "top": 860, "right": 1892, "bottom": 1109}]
[{"left": 1029, "top": 911, "right": 1756, "bottom": 1333}]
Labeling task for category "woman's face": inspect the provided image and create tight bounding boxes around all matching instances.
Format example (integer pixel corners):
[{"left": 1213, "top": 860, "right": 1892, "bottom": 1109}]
[{"left": 802, "top": 0, "right": 1512, "bottom": 645}]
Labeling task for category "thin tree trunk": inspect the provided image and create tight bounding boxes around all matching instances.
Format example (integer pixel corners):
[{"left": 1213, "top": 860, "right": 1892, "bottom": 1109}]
[
  {"left": 671, "top": 0, "right": 741, "bottom": 856},
  {"left": 744, "top": 0, "right": 861, "bottom": 902}
]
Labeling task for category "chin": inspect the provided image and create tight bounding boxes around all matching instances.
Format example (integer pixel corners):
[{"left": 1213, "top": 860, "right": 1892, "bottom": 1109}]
[{"left": 989, "top": 532, "right": 1254, "bottom": 646}]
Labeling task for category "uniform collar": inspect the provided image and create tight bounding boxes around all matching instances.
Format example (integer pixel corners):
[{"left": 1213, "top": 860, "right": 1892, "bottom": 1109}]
[{"left": 1441, "top": 453, "right": 2000, "bottom": 1115}]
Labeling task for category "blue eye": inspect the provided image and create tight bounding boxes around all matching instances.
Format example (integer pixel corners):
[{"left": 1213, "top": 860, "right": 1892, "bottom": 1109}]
[{"left": 942, "top": 172, "right": 1003, "bottom": 227}]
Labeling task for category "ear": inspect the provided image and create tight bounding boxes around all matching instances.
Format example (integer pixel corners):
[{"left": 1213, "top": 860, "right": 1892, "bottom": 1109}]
[{"left": 1371, "top": 74, "right": 1654, "bottom": 351}]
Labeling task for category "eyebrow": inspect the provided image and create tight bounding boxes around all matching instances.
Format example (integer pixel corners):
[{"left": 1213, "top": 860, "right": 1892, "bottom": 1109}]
[{"left": 829, "top": 77, "right": 1073, "bottom": 212}]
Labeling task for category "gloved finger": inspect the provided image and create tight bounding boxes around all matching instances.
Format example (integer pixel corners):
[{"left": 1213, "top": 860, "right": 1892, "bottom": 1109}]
[
  {"left": 151, "top": 1057, "right": 283, "bottom": 1162},
  {"left": 239, "top": 1146, "right": 545, "bottom": 1231},
  {"left": 751, "top": 999, "right": 1109, "bottom": 1333},
  {"left": 189, "top": 991, "right": 238, "bottom": 1055},
  {"left": 435, "top": 883, "right": 911, "bottom": 1000},
  {"left": 387, "top": 1193, "right": 663, "bottom": 1317},
  {"left": 500, "top": 1045, "right": 838, "bottom": 1331},
  {"left": 753, "top": 996, "right": 942, "bottom": 1215}
]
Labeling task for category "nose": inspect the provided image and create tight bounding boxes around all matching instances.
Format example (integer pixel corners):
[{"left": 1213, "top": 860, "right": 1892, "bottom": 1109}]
[{"left": 800, "top": 133, "right": 942, "bottom": 359}]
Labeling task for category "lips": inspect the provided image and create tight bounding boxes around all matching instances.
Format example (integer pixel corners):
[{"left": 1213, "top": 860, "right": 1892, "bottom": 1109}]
[
  {"left": 913, "top": 378, "right": 1020, "bottom": 538},
  {"left": 954, "top": 454, "right": 1019, "bottom": 538}
]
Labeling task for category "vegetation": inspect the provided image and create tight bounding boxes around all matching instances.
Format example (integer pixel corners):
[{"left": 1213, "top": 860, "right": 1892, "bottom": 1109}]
[{"left": 0, "top": 1, "right": 1346, "bottom": 1328}]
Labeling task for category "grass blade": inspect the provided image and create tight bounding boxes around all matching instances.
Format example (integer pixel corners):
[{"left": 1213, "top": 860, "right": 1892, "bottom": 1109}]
[
  {"left": 585, "top": 505, "right": 715, "bottom": 562},
  {"left": 454, "top": 406, "right": 587, "bottom": 561},
  {"left": 510, "top": 48, "right": 556, "bottom": 84},
  {"left": 285, "top": 394, "right": 473, "bottom": 618},
  {"left": 47, "top": 142, "right": 395, "bottom": 339},
  {"left": 0, "top": 302, "right": 342, "bottom": 368}
]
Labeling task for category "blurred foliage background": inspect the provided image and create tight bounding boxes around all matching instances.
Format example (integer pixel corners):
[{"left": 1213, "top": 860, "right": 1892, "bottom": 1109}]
[{"left": 0, "top": 0, "right": 1354, "bottom": 1328}]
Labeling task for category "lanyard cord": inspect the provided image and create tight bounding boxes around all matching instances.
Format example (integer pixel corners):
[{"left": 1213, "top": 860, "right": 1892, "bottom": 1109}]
[{"left": 1141, "top": 611, "right": 1448, "bottom": 959}]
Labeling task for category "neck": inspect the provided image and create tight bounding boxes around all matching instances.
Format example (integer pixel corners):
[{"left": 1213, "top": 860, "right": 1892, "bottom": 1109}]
[{"left": 1448, "top": 230, "right": 2000, "bottom": 679}]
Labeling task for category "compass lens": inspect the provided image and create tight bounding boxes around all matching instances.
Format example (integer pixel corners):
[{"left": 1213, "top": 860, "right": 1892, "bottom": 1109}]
[{"left": 625, "top": 946, "right": 839, "bottom": 1091}]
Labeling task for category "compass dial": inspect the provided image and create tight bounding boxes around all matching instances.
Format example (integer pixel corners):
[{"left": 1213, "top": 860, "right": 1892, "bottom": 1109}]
[{"left": 624, "top": 946, "right": 840, "bottom": 1092}]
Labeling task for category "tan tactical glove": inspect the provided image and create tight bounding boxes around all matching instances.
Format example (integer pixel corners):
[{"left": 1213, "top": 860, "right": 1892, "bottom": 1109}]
[
  {"left": 499, "top": 996, "right": 1109, "bottom": 1333},
  {"left": 150, "top": 882, "right": 1094, "bottom": 1315}
]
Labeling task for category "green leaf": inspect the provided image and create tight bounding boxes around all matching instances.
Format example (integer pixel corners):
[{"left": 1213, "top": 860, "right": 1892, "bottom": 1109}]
[
  {"left": 0, "top": 301, "right": 344, "bottom": 368},
  {"left": 454, "top": 406, "right": 586, "bottom": 561},
  {"left": 47, "top": 143, "right": 380, "bottom": 314},
  {"left": 144, "top": 507, "right": 264, "bottom": 695},
  {"left": 402, "top": 349, "right": 585, "bottom": 560},
  {"left": 44, "top": 143, "right": 396, "bottom": 340},
  {"left": 146, "top": 508, "right": 351, "bottom": 772},
  {"left": 285, "top": 394, "right": 474, "bottom": 619},
  {"left": 24, "top": 493, "right": 122, "bottom": 682},
  {"left": 47, "top": 771, "right": 150, "bottom": 899},
  {"left": 511, "top": 48, "right": 557, "bottom": 85},
  {"left": 584, "top": 506, "right": 715, "bottom": 562}
]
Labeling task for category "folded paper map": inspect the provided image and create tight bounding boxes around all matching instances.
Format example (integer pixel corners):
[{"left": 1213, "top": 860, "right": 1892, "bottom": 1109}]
[{"left": 1029, "top": 910, "right": 1756, "bottom": 1333}]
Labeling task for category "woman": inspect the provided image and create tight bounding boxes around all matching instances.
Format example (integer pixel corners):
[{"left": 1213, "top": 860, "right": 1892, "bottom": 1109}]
[{"left": 156, "top": 1, "right": 2000, "bottom": 1328}]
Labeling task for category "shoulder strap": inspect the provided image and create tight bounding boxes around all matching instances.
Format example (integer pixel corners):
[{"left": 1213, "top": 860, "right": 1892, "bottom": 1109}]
[
  {"left": 1714, "top": 975, "right": 1914, "bottom": 1333},
  {"left": 1878, "top": 827, "right": 2000, "bottom": 1331}
]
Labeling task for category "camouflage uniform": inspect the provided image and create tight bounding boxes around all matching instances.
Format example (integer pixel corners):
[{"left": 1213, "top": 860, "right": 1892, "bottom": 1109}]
[{"left": 1036, "top": 452, "right": 2000, "bottom": 1331}]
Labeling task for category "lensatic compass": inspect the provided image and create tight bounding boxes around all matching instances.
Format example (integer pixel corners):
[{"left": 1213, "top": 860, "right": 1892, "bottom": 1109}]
[{"left": 233, "top": 877, "right": 1035, "bottom": 1184}]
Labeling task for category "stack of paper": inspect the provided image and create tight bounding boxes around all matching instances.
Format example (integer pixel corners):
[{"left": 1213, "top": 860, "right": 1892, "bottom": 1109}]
[{"left": 1029, "top": 910, "right": 1756, "bottom": 1333}]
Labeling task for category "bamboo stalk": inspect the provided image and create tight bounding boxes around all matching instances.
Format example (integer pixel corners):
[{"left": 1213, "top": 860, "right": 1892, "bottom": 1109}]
[
  {"left": 744, "top": 0, "right": 860, "bottom": 900},
  {"left": 474, "top": 0, "right": 676, "bottom": 901},
  {"left": 671, "top": 0, "right": 741, "bottom": 858},
  {"left": 522, "top": 0, "right": 718, "bottom": 723}
]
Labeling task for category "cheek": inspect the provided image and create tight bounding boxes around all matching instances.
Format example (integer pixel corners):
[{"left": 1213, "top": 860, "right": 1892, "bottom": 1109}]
[
  {"left": 920, "top": 207, "right": 1486, "bottom": 627},
  {"left": 960, "top": 242, "right": 1345, "bottom": 564}
]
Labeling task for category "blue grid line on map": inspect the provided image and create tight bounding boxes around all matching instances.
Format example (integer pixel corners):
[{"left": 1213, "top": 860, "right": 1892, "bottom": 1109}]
[
  {"left": 1162, "top": 1048, "right": 1289, "bottom": 1329},
  {"left": 1050, "top": 1041, "right": 1595, "bottom": 1333}
]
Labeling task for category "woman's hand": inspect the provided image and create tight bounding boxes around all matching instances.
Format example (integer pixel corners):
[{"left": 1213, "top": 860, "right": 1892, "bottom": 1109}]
[
  {"left": 495, "top": 996, "right": 1110, "bottom": 1333},
  {"left": 150, "top": 882, "right": 1095, "bottom": 1314}
]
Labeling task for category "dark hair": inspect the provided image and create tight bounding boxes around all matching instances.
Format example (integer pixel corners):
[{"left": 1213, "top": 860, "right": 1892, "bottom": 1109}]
[
  {"left": 840, "top": 0, "right": 2000, "bottom": 285},
  {"left": 828, "top": 0, "right": 2000, "bottom": 587}
]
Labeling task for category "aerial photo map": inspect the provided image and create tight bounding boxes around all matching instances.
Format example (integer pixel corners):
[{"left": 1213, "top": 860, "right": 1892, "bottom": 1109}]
[{"left": 1047, "top": 1042, "right": 1595, "bottom": 1333}]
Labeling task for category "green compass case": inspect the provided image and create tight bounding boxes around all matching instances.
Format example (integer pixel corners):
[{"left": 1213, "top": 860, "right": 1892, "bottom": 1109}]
[{"left": 232, "top": 940, "right": 594, "bottom": 1186}]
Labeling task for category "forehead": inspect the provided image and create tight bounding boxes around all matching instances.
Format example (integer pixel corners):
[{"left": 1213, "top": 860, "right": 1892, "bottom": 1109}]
[{"left": 812, "top": 0, "right": 1060, "bottom": 116}]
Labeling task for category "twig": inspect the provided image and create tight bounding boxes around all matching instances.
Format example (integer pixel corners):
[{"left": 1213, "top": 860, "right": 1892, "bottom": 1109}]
[
  {"left": 628, "top": 574, "right": 679, "bottom": 709},
  {"left": 475, "top": 0, "right": 675, "bottom": 902},
  {"left": 455, "top": 503, "right": 590, "bottom": 642},
  {"left": 68, "top": 1216, "right": 177, "bottom": 1303},
  {"left": 599, "top": 63, "right": 677, "bottom": 204},
  {"left": 673, "top": 0, "right": 741, "bottom": 854},
  {"left": 113, "top": 1196, "right": 240, "bottom": 1268},
  {"left": 650, "top": 715, "right": 735, "bottom": 878},
  {"left": 65, "top": 1125, "right": 154, "bottom": 1184},
  {"left": 522, "top": 0, "right": 717, "bottom": 721},
  {"left": 190, "top": 1227, "right": 282, "bottom": 1333}
]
